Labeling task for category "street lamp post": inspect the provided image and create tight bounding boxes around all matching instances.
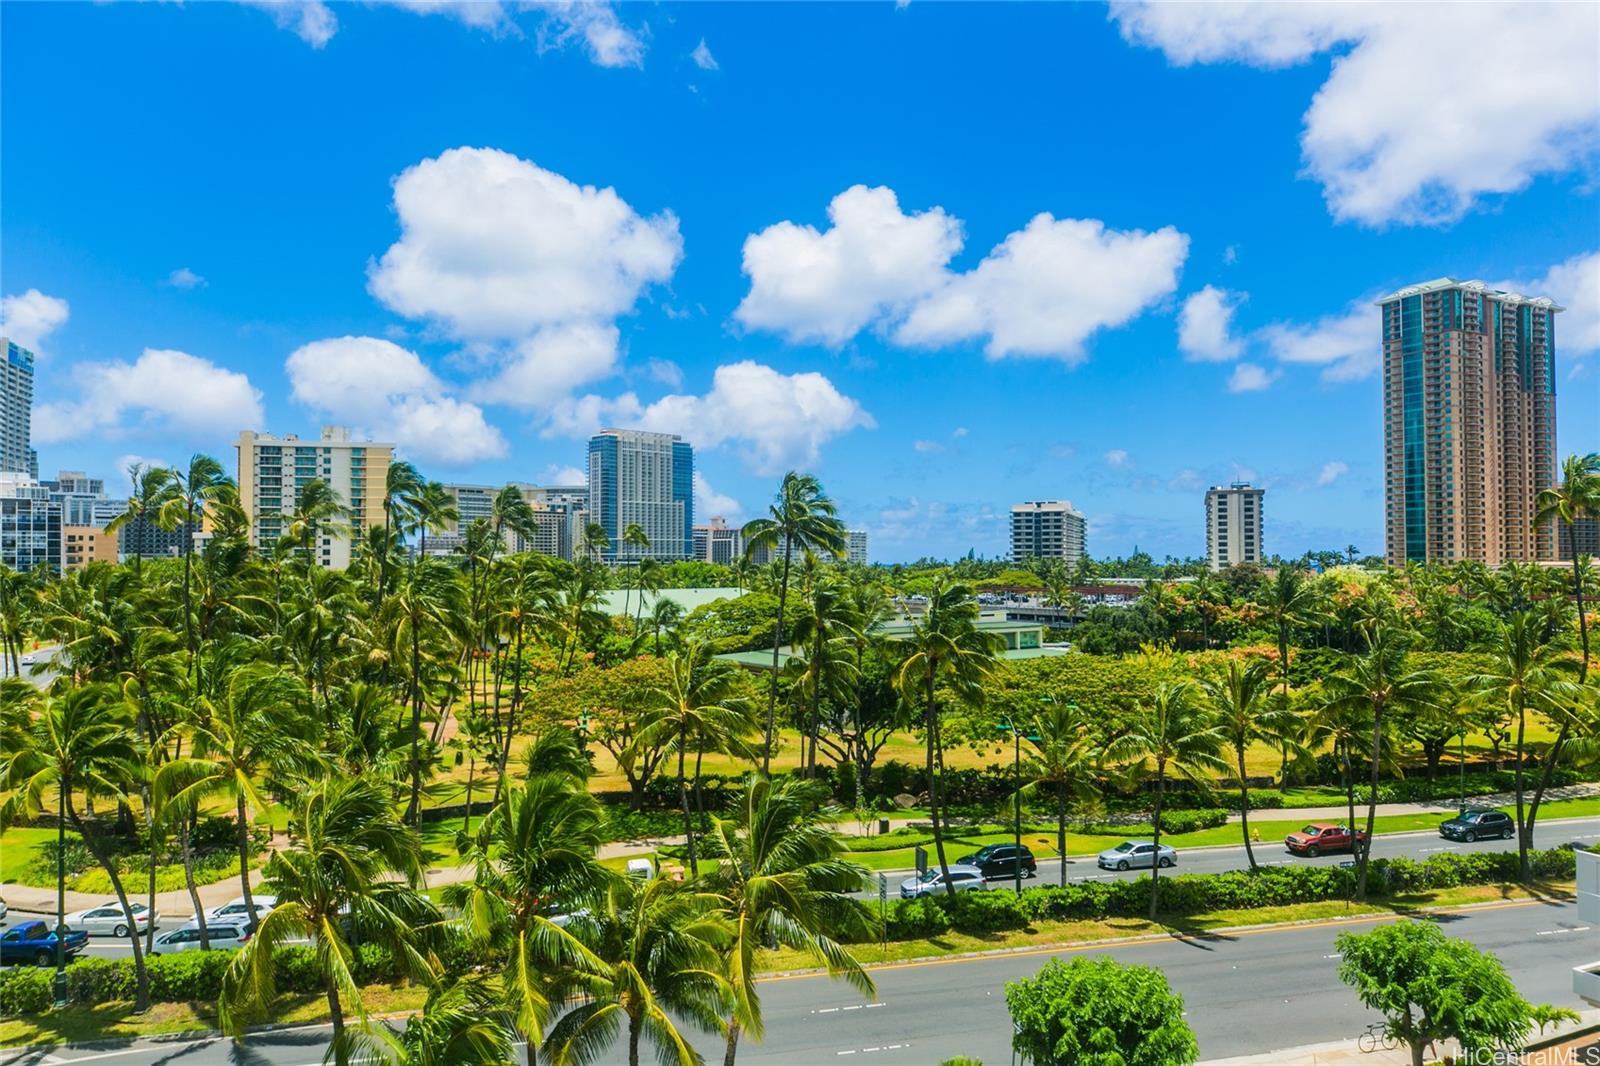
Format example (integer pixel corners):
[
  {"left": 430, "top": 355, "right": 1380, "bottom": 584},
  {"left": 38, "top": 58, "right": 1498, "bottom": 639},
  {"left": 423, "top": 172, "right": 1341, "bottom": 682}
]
[
  {"left": 996, "top": 716, "right": 1027, "bottom": 897},
  {"left": 1458, "top": 729, "right": 1468, "bottom": 814},
  {"left": 53, "top": 784, "right": 67, "bottom": 1007}
]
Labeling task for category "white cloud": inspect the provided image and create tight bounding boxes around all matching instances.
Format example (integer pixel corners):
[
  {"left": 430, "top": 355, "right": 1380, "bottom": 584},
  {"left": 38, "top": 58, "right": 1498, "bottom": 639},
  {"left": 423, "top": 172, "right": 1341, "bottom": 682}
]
[
  {"left": 1167, "top": 468, "right": 1204, "bottom": 492},
  {"left": 895, "top": 214, "right": 1188, "bottom": 362},
  {"left": 1227, "top": 362, "right": 1278, "bottom": 393},
  {"left": 735, "top": 185, "right": 962, "bottom": 346},
  {"left": 1177, "top": 285, "right": 1245, "bottom": 362},
  {"left": 242, "top": 0, "right": 337, "bottom": 47},
  {"left": 645, "top": 358, "right": 684, "bottom": 389},
  {"left": 1317, "top": 460, "right": 1350, "bottom": 487},
  {"left": 285, "top": 336, "right": 505, "bottom": 465},
  {"left": 1511, "top": 251, "right": 1600, "bottom": 356},
  {"left": 693, "top": 472, "right": 741, "bottom": 520},
  {"left": 540, "top": 464, "right": 589, "bottom": 487},
  {"left": 114, "top": 454, "right": 171, "bottom": 491},
  {"left": 912, "top": 439, "right": 943, "bottom": 454},
  {"left": 1104, "top": 449, "right": 1132, "bottom": 469},
  {"left": 691, "top": 38, "right": 718, "bottom": 70},
  {"left": 0, "top": 289, "right": 70, "bottom": 355},
  {"left": 554, "top": 361, "right": 873, "bottom": 475},
  {"left": 471, "top": 323, "right": 622, "bottom": 413},
  {"left": 166, "top": 267, "right": 207, "bottom": 290},
  {"left": 1259, "top": 300, "right": 1374, "bottom": 382},
  {"left": 1112, "top": 2, "right": 1600, "bottom": 226},
  {"left": 34, "top": 349, "right": 264, "bottom": 444},
  {"left": 370, "top": 147, "right": 680, "bottom": 341},
  {"left": 530, "top": 1, "right": 645, "bottom": 68},
  {"left": 951, "top": 426, "right": 968, "bottom": 439}
]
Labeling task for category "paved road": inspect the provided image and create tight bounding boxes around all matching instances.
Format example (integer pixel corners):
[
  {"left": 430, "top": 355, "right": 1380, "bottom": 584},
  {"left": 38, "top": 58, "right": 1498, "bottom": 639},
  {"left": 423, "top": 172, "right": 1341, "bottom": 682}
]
[
  {"left": 0, "top": 645, "right": 62, "bottom": 688},
  {"left": 0, "top": 896, "right": 1588, "bottom": 1065}
]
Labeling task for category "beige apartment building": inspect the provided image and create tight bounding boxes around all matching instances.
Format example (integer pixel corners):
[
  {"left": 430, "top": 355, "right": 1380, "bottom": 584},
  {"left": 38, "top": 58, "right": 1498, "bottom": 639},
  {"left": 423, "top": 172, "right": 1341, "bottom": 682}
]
[
  {"left": 63, "top": 525, "right": 117, "bottom": 571},
  {"left": 236, "top": 426, "right": 391, "bottom": 569},
  {"left": 1380, "top": 279, "right": 1560, "bottom": 566}
]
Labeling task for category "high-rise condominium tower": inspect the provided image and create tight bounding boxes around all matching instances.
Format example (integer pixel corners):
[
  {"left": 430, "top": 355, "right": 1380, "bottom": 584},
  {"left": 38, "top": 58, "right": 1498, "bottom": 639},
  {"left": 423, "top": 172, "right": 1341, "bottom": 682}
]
[
  {"left": 587, "top": 429, "right": 693, "bottom": 562},
  {"left": 1, "top": 339, "right": 34, "bottom": 475},
  {"left": 1380, "top": 279, "right": 1560, "bottom": 566},
  {"left": 1010, "top": 500, "right": 1086, "bottom": 564},
  {"left": 236, "top": 426, "right": 392, "bottom": 569},
  {"left": 1205, "top": 483, "right": 1263, "bottom": 571}
]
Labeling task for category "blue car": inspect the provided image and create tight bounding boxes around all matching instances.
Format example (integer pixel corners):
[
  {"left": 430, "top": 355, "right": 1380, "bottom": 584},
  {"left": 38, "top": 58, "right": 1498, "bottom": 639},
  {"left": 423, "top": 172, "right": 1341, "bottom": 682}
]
[{"left": 0, "top": 920, "right": 89, "bottom": 967}]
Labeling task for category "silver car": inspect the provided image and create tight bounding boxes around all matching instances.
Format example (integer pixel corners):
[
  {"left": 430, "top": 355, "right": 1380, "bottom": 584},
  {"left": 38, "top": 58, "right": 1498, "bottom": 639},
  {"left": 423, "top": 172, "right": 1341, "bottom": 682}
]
[
  {"left": 1097, "top": 841, "right": 1177, "bottom": 871},
  {"left": 151, "top": 924, "right": 250, "bottom": 954},
  {"left": 63, "top": 901, "right": 159, "bottom": 937},
  {"left": 190, "top": 896, "right": 276, "bottom": 928},
  {"left": 899, "top": 864, "right": 988, "bottom": 899}
]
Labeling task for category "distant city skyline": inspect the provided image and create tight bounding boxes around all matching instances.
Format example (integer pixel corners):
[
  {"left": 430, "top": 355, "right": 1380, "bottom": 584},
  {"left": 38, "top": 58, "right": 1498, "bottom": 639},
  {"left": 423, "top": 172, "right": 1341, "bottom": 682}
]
[{"left": 3, "top": 3, "right": 1596, "bottom": 562}]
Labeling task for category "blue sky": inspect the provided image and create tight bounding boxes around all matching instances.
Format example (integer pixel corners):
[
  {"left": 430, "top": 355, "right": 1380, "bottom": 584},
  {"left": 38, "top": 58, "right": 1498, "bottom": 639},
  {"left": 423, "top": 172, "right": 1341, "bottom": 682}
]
[{"left": 3, "top": 1, "right": 1597, "bottom": 562}]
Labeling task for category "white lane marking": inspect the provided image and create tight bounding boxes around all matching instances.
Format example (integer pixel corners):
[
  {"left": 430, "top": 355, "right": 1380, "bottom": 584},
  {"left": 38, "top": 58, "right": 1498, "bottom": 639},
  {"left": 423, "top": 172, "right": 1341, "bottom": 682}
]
[
  {"left": 816, "top": 1006, "right": 839, "bottom": 1013},
  {"left": 838, "top": 1045, "right": 911, "bottom": 1056},
  {"left": 1536, "top": 926, "right": 1591, "bottom": 936},
  {"left": 1323, "top": 953, "right": 1342, "bottom": 959}
]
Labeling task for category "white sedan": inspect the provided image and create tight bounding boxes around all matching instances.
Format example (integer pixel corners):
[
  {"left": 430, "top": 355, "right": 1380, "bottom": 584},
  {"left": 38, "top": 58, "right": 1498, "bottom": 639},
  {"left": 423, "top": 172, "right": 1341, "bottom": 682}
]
[
  {"left": 63, "top": 901, "right": 159, "bottom": 937},
  {"left": 187, "top": 895, "right": 276, "bottom": 928},
  {"left": 151, "top": 924, "right": 251, "bottom": 954}
]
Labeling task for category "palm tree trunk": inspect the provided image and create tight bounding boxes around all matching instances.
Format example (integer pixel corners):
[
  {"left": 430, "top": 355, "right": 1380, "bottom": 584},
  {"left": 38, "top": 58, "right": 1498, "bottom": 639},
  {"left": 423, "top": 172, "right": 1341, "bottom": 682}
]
[
  {"left": 762, "top": 546, "right": 793, "bottom": 775},
  {"left": 326, "top": 982, "right": 348, "bottom": 1066},
  {"left": 236, "top": 791, "right": 259, "bottom": 932},
  {"left": 1057, "top": 780, "right": 1068, "bottom": 888},
  {"left": 67, "top": 800, "right": 150, "bottom": 1010},
  {"left": 678, "top": 733, "right": 698, "bottom": 877},
  {"left": 926, "top": 668, "right": 954, "bottom": 898},
  {"left": 143, "top": 806, "right": 159, "bottom": 956},
  {"left": 1355, "top": 703, "right": 1382, "bottom": 902},
  {"left": 179, "top": 814, "right": 209, "bottom": 950},
  {"left": 1529, "top": 551, "right": 1589, "bottom": 862},
  {"left": 1237, "top": 746, "right": 1258, "bottom": 873},
  {"left": 723, "top": 1019, "right": 742, "bottom": 1066},
  {"left": 1148, "top": 763, "right": 1165, "bottom": 922},
  {"left": 407, "top": 613, "right": 423, "bottom": 825},
  {"left": 692, "top": 746, "right": 707, "bottom": 838},
  {"left": 628, "top": 1012, "right": 643, "bottom": 1066},
  {"left": 1514, "top": 697, "right": 1530, "bottom": 882}
]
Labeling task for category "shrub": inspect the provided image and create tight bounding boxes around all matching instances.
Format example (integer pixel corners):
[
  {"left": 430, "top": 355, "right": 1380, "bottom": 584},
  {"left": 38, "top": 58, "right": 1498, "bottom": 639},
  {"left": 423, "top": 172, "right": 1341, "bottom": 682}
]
[
  {"left": 943, "top": 891, "right": 1029, "bottom": 933},
  {"left": 0, "top": 968, "right": 52, "bottom": 1016},
  {"left": 883, "top": 897, "right": 951, "bottom": 940},
  {"left": 1155, "top": 808, "right": 1229, "bottom": 835},
  {"left": 1006, "top": 957, "right": 1198, "bottom": 1065}
]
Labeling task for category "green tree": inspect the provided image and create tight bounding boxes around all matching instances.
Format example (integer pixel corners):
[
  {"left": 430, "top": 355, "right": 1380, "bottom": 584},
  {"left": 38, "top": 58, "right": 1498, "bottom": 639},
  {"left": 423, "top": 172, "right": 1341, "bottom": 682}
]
[
  {"left": 384, "top": 558, "right": 467, "bottom": 824},
  {"left": 1256, "top": 566, "right": 1320, "bottom": 705},
  {"left": 1336, "top": 921, "right": 1539, "bottom": 1066},
  {"left": 893, "top": 579, "right": 1002, "bottom": 897},
  {"left": 1202, "top": 657, "right": 1300, "bottom": 872},
  {"left": 288, "top": 477, "right": 353, "bottom": 561},
  {"left": 1104, "top": 673, "right": 1226, "bottom": 919},
  {"left": 220, "top": 776, "right": 442, "bottom": 1066},
  {"left": 158, "top": 452, "right": 233, "bottom": 658},
  {"left": 702, "top": 775, "right": 876, "bottom": 1066},
  {"left": 741, "top": 472, "right": 848, "bottom": 773},
  {"left": 1016, "top": 699, "right": 1099, "bottom": 886},
  {"left": 1005, "top": 957, "right": 1198, "bottom": 1066},
  {"left": 379, "top": 460, "right": 426, "bottom": 595},
  {"left": 104, "top": 461, "right": 177, "bottom": 576}
]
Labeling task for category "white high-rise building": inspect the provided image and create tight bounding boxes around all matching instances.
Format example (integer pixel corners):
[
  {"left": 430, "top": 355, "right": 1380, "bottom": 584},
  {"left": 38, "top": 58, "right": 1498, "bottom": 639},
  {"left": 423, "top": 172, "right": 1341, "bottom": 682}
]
[
  {"left": 1206, "top": 483, "right": 1264, "bottom": 570},
  {"left": 1009, "top": 501, "right": 1086, "bottom": 564},
  {"left": 1, "top": 339, "right": 34, "bottom": 476},
  {"left": 587, "top": 429, "right": 693, "bottom": 562},
  {"left": 846, "top": 528, "right": 869, "bottom": 565},
  {"left": 236, "top": 426, "right": 392, "bottom": 569},
  {"left": 694, "top": 516, "right": 743, "bottom": 565}
]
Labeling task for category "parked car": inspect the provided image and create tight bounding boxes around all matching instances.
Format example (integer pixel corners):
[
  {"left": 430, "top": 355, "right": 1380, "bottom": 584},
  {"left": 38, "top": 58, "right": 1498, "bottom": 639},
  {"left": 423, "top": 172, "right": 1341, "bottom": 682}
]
[
  {"left": 899, "top": 864, "right": 989, "bottom": 899},
  {"left": 957, "top": 843, "right": 1038, "bottom": 881},
  {"left": 19, "top": 653, "right": 36, "bottom": 666},
  {"left": 151, "top": 924, "right": 251, "bottom": 955},
  {"left": 0, "top": 895, "right": 8, "bottom": 924},
  {"left": 63, "top": 901, "right": 159, "bottom": 937},
  {"left": 189, "top": 896, "right": 276, "bottom": 928},
  {"left": 1096, "top": 841, "right": 1176, "bottom": 871},
  {"left": 1439, "top": 809, "right": 1515, "bottom": 843},
  {"left": 0, "top": 921, "right": 89, "bottom": 967},
  {"left": 1284, "top": 823, "right": 1369, "bottom": 857}
]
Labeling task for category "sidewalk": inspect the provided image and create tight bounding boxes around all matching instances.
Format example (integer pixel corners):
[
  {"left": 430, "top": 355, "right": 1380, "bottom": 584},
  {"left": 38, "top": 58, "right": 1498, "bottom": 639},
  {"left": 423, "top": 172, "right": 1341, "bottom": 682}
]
[
  {"left": 1231, "top": 781, "right": 1600, "bottom": 825},
  {"left": 1199, "top": 1009, "right": 1600, "bottom": 1064}
]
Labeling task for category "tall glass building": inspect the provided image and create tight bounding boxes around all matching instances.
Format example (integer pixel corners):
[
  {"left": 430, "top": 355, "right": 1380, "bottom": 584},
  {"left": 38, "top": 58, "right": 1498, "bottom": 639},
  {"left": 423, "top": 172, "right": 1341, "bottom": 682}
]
[
  {"left": 1, "top": 338, "right": 34, "bottom": 476},
  {"left": 587, "top": 429, "right": 693, "bottom": 562},
  {"left": 1380, "top": 279, "right": 1560, "bottom": 566}
]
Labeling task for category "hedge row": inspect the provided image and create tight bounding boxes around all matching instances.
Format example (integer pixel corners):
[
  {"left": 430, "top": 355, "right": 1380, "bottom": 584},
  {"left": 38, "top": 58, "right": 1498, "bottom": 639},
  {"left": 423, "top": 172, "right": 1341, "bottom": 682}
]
[{"left": 855, "top": 846, "right": 1579, "bottom": 943}]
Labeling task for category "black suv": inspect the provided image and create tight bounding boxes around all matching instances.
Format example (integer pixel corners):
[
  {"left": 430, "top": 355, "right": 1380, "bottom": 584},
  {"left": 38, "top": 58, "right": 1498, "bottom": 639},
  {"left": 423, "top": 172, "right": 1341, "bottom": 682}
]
[
  {"left": 1438, "top": 809, "right": 1514, "bottom": 843},
  {"left": 956, "top": 843, "right": 1038, "bottom": 880}
]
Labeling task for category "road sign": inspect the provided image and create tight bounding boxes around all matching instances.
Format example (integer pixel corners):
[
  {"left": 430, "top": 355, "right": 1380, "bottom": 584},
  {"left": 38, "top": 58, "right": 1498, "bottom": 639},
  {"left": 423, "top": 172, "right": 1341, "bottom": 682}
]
[{"left": 915, "top": 846, "right": 928, "bottom": 876}]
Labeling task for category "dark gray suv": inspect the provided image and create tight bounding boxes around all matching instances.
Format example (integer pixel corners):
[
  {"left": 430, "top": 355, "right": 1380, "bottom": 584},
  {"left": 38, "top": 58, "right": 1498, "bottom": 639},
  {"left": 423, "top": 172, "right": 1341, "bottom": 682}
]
[{"left": 1438, "top": 809, "right": 1514, "bottom": 843}]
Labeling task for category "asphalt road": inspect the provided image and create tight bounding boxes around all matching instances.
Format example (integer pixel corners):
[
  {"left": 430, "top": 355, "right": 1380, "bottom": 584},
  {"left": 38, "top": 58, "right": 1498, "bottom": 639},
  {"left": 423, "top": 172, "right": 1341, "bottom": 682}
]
[
  {"left": 0, "top": 645, "right": 61, "bottom": 688},
  {"left": 0, "top": 896, "right": 1588, "bottom": 1065}
]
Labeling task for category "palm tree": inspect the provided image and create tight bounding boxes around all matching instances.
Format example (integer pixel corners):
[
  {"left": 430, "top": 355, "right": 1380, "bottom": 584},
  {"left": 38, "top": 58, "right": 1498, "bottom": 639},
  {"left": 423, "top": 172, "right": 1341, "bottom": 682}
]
[
  {"left": 154, "top": 663, "right": 311, "bottom": 932},
  {"left": 1104, "top": 677, "right": 1227, "bottom": 920},
  {"left": 581, "top": 522, "right": 611, "bottom": 565},
  {"left": 543, "top": 877, "right": 732, "bottom": 1066},
  {"left": 0, "top": 564, "right": 36, "bottom": 677},
  {"left": 1016, "top": 699, "right": 1100, "bottom": 886},
  {"left": 1257, "top": 566, "right": 1319, "bottom": 702},
  {"left": 621, "top": 523, "right": 651, "bottom": 617},
  {"left": 220, "top": 775, "right": 442, "bottom": 1066},
  {"left": 741, "top": 472, "right": 848, "bottom": 773},
  {"left": 640, "top": 644, "right": 758, "bottom": 877},
  {"left": 702, "top": 775, "right": 876, "bottom": 1065},
  {"left": 632, "top": 557, "right": 666, "bottom": 634},
  {"left": 786, "top": 574, "right": 858, "bottom": 778},
  {"left": 892, "top": 579, "right": 1002, "bottom": 897},
  {"left": 408, "top": 480, "right": 460, "bottom": 559},
  {"left": 649, "top": 597, "right": 685, "bottom": 657},
  {"left": 104, "top": 462, "right": 177, "bottom": 576},
  {"left": 373, "top": 976, "right": 518, "bottom": 1066},
  {"left": 1466, "top": 612, "right": 1582, "bottom": 881},
  {"left": 289, "top": 478, "right": 352, "bottom": 563},
  {"left": 0, "top": 685, "right": 152, "bottom": 1009},
  {"left": 380, "top": 460, "right": 426, "bottom": 595},
  {"left": 385, "top": 558, "right": 468, "bottom": 824},
  {"left": 1320, "top": 626, "right": 1443, "bottom": 899},
  {"left": 446, "top": 746, "right": 612, "bottom": 1066},
  {"left": 1202, "top": 658, "right": 1300, "bottom": 872},
  {"left": 158, "top": 453, "right": 233, "bottom": 657}
]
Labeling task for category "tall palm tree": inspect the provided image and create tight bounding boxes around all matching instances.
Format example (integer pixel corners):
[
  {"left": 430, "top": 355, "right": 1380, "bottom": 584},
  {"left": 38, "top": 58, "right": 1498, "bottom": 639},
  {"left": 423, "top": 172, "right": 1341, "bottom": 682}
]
[
  {"left": 1202, "top": 658, "right": 1300, "bottom": 872},
  {"left": 1257, "top": 566, "right": 1319, "bottom": 702},
  {"left": 406, "top": 480, "right": 460, "bottom": 560},
  {"left": 356, "top": 976, "right": 517, "bottom": 1066},
  {"left": 1320, "top": 626, "right": 1442, "bottom": 899},
  {"left": 446, "top": 747, "right": 612, "bottom": 1066},
  {"left": 0, "top": 564, "right": 36, "bottom": 676},
  {"left": 1466, "top": 612, "right": 1582, "bottom": 881},
  {"left": 158, "top": 453, "right": 232, "bottom": 658},
  {"left": 581, "top": 522, "right": 611, "bottom": 565},
  {"left": 1104, "top": 677, "right": 1227, "bottom": 920},
  {"left": 892, "top": 579, "right": 1002, "bottom": 897},
  {"left": 620, "top": 523, "right": 651, "bottom": 617},
  {"left": 786, "top": 574, "right": 858, "bottom": 778},
  {"left": 1016, "top": 699, "right": 1100, "bottom": 886},
  {"left": 105, "top": 462, "right": 177, "bottom": 576},
  {"left": 385, "top": 558, "right": 468, "bottom": 824},
  {"left": 640, "top": 643, "right": 758, "bottom": 877},
  {"left": 702, "top": 775, "right": 876, "bottom": 1066},
  {"left": 543, "top": 877, "right": 732, "bottom": 1066},
  {"left": 632, "top": 557, "right": 666, "bottom": 634},
  {"left": 380, "top": 460, "right": 426, "bottom": 595},
  {"left": 0, "top": 685, "right": 152, "bottom": 1009},
  {"left": 154, "top": 663, "right": 311, "bottom": 932},
  {"left": 220, "top": 776, "right": 442, "bottom": 1066},
  {"left": 741, "top": 472, "right": 848, "bottom": 773},
  {"left": 289, "top": 478, "right": 352, "bottom": 563}
]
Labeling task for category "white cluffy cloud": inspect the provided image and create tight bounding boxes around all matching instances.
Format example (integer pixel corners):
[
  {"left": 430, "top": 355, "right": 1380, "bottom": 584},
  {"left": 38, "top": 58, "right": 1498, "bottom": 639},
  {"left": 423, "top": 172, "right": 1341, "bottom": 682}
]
[
  {"left": 552, "top": 361, "right": 873, "bottom": 476},
  {"left": 241, "top": 0, "right": 337, "bottom": 47},
  {"left": 735, "top": 185, "right": 962, "bottom": 347},
  {"left": 0, "top": 289, "right": 70, "bottom": 355},
  {"left": 1227, "top": 362, "right": 1277, "bottom": 393},
  {"left": 1317, "top": 461, "right": 1350, "bottom": 487},
  {"left": 1112, "top": 2, "right": 1600, "bottom": 226},
  {"left": 1177, "top": 285, "right": 1245, "bottom": 362},
  {"left": 166, "top": 267, "right": 207, "bottom": 290},
  {"left": 738, "top": 187, "right": 1188, "bottom": 362},
  {"left": 1506, "top": 251, "right": 1600, "bottom": 358},
  {"left": 693, "top": 472, "right": 741, "bottom": 520},
  {"left": 34, "top": 349, "right": 263, "bottom": 444},
  {"left": 1104, "top": 449, "right": 1132, "bottom": 469},
  {"left": 691, "top": 38, "right": 718, "bottom": 70},
  {"left": 1259, "top": 300, "right": 1375, "bottom": 383},
  {"left": 286, "top": 336, "right": 505, "bottom": 465}
]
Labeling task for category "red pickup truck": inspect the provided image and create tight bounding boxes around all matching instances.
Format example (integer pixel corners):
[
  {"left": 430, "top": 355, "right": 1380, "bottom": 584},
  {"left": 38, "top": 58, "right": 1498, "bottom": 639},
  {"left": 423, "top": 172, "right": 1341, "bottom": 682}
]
[{"left": 1284, "top": 823, "right": 1369, "bottom": 857}]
